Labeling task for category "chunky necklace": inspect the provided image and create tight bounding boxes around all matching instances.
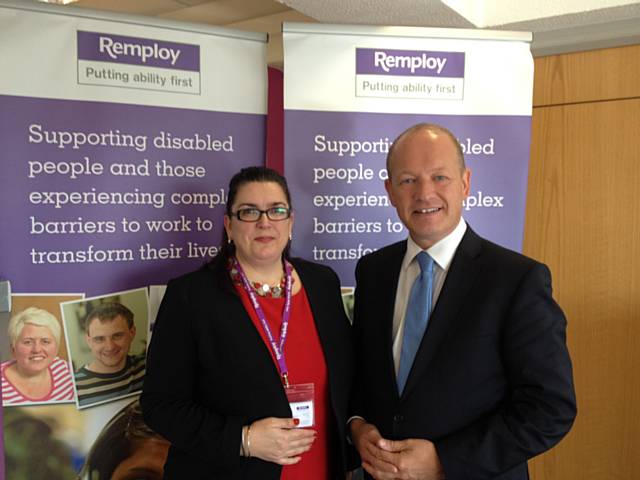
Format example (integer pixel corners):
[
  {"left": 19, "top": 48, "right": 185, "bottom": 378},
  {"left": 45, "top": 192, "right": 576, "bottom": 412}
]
[{"left": 229, "top": 262, "right": 291, "bottom": 298}]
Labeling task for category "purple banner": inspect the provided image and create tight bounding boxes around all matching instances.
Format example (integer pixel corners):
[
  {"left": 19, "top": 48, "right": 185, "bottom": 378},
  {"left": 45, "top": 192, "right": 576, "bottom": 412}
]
[
  {"left": 77, "top": 31, "right": 200, "bottom": 71},
  {"left": 356, "top": 48, "right": 465, "bottom": 77},
  {"left": 0, "top": 95, "right": 265, "bottom": 296},
  {"left": 285, "top": 109, "right": 531, "bottom": 287}
]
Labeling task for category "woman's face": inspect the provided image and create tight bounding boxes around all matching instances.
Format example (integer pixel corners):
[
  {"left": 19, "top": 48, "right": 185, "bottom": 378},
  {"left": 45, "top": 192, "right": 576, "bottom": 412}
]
[
  {"left": 224, "top": 181, "right": 293, "bottom": 267},
  {"left": 12, "top": 324, "right": 57, "bottom": 375}
]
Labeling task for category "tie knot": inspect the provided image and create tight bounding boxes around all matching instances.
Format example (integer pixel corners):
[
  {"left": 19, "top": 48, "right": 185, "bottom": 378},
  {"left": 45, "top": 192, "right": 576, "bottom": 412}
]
[{"left": 416, "top": 251, "right": 434, "bottom": 274}]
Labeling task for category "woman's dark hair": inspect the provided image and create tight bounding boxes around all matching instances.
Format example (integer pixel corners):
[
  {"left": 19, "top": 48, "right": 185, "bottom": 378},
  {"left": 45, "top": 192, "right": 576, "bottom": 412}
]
[
  {"left": 224, "top": 166, "right": 292, "bottom": 217},
  {"left": 209, "top": 166, "right": 293, "bottom": 275}
]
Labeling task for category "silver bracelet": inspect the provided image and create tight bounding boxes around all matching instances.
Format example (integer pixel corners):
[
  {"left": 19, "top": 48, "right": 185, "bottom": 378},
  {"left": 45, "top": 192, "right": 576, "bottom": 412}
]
[{"left": 246, "top": 424, "right": 252, "bottom": 458}]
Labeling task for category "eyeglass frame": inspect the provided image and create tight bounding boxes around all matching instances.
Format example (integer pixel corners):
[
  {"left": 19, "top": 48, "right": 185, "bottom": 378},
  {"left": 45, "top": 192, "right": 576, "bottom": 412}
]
[{"left": 230, "top": 206, "right": 292, "bottom": 222}]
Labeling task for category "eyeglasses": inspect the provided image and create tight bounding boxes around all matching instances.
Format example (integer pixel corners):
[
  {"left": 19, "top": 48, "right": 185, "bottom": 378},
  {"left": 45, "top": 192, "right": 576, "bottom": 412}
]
[{"left": 231, "top": 206, "right": 291, "bottom": 222}]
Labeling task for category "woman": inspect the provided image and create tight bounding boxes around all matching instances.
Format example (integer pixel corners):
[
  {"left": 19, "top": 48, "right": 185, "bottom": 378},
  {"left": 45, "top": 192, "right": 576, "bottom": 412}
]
[
  {"left": 141, "top": 166, "right": 355, "bottom": 479},
  {"left": 1, "top": 307, "right": 75, "bottom": 405}
]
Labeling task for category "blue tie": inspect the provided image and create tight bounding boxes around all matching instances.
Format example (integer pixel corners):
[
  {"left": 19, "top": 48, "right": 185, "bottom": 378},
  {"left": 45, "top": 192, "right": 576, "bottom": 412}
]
[{"left": 397, "top": 251, "right": 434, "bottom": 394}]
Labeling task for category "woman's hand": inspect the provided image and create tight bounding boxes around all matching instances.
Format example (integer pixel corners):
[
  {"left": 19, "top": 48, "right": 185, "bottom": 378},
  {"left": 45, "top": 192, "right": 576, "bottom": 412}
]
[{"left": 249, "top": 417, "right": 316, "bottom": 465}]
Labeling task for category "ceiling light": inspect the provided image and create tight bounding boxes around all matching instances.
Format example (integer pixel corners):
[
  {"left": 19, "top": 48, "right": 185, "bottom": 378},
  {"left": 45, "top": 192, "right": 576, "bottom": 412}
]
[{"left": 37, "top": 0, "right": 79, "bottom": 5}]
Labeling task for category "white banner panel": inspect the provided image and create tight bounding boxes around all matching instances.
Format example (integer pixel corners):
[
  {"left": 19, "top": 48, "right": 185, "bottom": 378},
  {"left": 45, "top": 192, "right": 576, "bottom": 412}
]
[
  {"left": 284, "top": 24, "right": 532, "bottom": 115},
  {"left": 0, "top": 0, "right": 266, "bottom": 113}
]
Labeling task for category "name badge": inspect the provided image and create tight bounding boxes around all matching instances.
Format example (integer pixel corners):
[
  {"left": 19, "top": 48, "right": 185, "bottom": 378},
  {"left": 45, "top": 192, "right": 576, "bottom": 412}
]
[{"left": 285, "top": 383, "right": 315, "bottom": 428}]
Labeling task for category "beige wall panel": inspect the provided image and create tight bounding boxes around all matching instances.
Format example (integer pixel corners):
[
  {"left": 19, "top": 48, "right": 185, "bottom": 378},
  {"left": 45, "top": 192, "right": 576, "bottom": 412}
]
[
  {"left": 533, "top": 44, "right": 640, "bottom": 107},
  {"left": 524, "top": 98, "right": 640, "bottom": 479}
]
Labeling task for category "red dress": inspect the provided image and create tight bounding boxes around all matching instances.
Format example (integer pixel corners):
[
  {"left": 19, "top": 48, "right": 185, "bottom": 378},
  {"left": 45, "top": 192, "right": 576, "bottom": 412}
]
[{"left": 236, "top": 284, "right": 331, "bottom": 480}]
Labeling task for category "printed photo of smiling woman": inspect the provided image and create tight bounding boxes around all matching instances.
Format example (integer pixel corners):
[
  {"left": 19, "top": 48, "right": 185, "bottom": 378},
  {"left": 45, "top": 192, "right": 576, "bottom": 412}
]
[{"left": 1, "top": 307, "right": 75, "bottom": 406}]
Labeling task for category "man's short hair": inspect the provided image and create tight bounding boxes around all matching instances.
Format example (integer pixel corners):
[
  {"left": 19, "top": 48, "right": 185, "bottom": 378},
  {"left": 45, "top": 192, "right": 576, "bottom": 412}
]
[
  {"left": 386, "top": 123, "right": 466, "bottom": 178},
  {"left": 84, "top": 302, "right": 134, "bottom": 332}
]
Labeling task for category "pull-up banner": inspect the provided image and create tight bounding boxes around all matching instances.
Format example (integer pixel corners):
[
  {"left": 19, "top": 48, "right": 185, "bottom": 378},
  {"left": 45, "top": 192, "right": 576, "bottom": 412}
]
[
  {"left": 0, "top": 1, "right": 266, "bottom": 478},
  {"left": 283, "top": 23, "right": 533, "bottom": 286}
]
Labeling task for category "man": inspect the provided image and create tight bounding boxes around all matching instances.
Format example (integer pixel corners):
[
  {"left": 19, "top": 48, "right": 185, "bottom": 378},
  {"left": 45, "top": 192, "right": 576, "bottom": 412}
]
[
  {"left": 75, "top": 302, "right": 145, "bottom": 407},
  {"left": 350, "top": 123, "right": 576, "bottom": 479}
]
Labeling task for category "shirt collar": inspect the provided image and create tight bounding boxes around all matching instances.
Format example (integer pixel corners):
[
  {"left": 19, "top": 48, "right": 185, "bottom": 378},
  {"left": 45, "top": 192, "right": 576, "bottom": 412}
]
[{"left": 402, "top": 217, "right": 467, "bottom": 272}]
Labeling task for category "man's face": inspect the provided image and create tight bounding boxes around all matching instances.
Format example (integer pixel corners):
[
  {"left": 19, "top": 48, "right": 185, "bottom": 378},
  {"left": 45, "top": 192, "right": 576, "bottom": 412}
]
[
  {"left": 85, "top": 315, "right": 136, "bottom": 373},
  {"left": 385, "top": 128, "right": 470, "bottom": 249}
]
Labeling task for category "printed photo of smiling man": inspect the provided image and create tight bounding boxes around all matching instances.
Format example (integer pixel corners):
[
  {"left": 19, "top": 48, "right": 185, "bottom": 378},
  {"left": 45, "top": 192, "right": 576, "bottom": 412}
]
[{"left": 61, "top": 288, "right": 149, "bottom": 409}]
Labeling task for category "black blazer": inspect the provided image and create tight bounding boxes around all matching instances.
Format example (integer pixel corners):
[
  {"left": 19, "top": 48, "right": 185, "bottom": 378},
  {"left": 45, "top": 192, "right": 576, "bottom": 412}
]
[
  {"left": 141, "top": 257, "right": 354, "bottom": 479},
  {"left": 352, "top": 227, "right": 576, "bottom": 480}
]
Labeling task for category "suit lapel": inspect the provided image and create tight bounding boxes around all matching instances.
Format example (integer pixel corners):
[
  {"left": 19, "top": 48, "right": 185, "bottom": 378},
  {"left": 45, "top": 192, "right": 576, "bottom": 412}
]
[
  {"left": 375, "top": 243, "right": 407, "bottom": 396},
  {"left": 401, "top": 228, "right": 483, "bottom": 398}
]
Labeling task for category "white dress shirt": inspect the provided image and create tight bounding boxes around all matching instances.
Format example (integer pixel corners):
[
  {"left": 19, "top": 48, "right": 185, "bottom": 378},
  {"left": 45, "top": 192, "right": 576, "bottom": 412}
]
[{"left": 391, "top": 218, "right": 467, "bottom": 374}]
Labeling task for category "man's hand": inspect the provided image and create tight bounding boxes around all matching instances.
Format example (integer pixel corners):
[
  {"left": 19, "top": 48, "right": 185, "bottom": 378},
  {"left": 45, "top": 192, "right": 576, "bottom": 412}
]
[
  {"left": 350, "top": 419, "right": 399, "bottom": 479},
  {"left": 375, "top": 438, "right": 445, "bottom": 480}
]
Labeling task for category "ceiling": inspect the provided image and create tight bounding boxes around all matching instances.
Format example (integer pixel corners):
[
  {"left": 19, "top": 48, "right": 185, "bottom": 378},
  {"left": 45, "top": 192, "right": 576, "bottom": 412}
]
[{"left": 58, "top": 0, "right": 640, "bottom": 66}]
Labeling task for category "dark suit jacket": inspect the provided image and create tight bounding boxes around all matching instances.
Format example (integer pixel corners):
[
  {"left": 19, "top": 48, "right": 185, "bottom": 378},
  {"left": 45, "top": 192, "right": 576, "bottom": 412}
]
[
  {"left": 141, "top": 256, "right": 354, "bottom": 479},
  {"left": 352, "top": 227, "right": 576, "bottom": 480}
]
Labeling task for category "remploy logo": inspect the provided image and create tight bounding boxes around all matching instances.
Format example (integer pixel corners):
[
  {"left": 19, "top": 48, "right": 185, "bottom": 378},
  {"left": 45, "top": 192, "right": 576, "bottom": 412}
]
[
  {"left": 375, "top": 51, "right": 446, "bottom": 74},
  {"left": 356, "top": 48, "right": 465, "bottom": 78},
  {"left": 99, "top": 35, "right": 181, "bottom": 65},
  {"left": 77, "top": 31, "right": 200, "bottom": 71}
]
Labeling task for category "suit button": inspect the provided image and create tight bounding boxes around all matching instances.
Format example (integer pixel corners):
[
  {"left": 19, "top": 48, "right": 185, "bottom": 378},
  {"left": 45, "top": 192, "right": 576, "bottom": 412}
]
[{"left": 393, "top": 414, "right": 404, "bottom": 422}]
